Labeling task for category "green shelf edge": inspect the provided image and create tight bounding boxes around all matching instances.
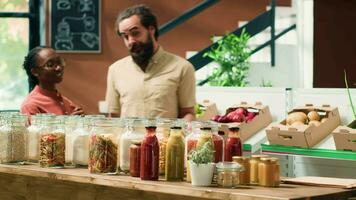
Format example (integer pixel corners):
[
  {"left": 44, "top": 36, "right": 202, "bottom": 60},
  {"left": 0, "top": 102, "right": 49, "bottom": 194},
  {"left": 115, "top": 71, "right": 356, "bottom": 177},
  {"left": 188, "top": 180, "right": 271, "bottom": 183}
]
[
  {"left": 261, "top": 144, "right": 356, "bottom": 161},
  {"left": 243, "top": 144, "right": 251, "bottom": 151}
]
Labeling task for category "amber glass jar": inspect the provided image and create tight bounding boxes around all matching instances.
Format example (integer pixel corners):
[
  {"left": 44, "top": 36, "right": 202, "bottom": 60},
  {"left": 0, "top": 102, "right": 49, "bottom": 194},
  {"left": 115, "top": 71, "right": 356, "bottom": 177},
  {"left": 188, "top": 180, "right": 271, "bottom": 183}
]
[
  {"left": 270, "top": 157, "right": 280, "bottom": 187},
  {"left": 249, "top": 155, "right": 268, "bottom": 184},
  {"left": 258, "top": 157, "right": 277, "bottom": 187},
  {"left": 232, "top": 156, "right": 250, "bottom": 185}
]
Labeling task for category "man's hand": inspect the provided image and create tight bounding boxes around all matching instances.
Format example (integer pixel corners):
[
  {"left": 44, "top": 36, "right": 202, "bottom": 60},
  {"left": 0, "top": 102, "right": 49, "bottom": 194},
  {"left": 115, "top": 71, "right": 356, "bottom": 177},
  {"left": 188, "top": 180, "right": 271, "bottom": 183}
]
[
  {"left": 70, "top": 107, "right": 84, "bottom": 116},
  {"left": 179, "top": 107, "right": 195, "bottom": 121}
]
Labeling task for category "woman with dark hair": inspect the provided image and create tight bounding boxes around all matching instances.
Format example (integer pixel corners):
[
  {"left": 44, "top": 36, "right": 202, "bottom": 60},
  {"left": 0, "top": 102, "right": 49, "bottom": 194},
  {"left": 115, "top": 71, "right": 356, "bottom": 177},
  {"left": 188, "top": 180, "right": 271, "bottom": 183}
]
[{"left": 20, "top": 46, "right": 84, "bottom": 115}]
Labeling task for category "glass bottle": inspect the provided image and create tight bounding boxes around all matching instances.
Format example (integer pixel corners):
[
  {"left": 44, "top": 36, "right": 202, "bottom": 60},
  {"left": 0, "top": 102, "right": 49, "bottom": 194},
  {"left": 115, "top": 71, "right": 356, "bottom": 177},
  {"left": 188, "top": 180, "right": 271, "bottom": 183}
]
[
  {"left": 27, "top": 115, "right": 43, "bottom": 162},
  {"left": 224, "top": 126, "right": 242, "bottom": 162},
  {"left": 119, "top": 119, "right": 145, "bottom": 172},
  {"left": 156, "top": 118, "right": 172, "bottom": 175},
  {"left": 211, "top": 122, "right": 224, "bottom": 163},
  {"left": 165, "top": 126, "right": 185, "bottom": 181},
  {"left": 72, "top": 117, "right": 90, "bottom": 166},
  {"left": 39, "top": 116, "right": 65, "bottom": 168},
  {"left": 129, "top": 140, "right": 141, "bottom": 177},
  {"left": 232, "top": 156, "right": 250, "bottom": 185},
  {"left": 140, "top": 124, "right": 159, "bottom": 180},
  {"left": 89, "top": 118, "right": 118, "bottom": 173},
  {"left": 185, "top": 122, "right": 202, "bottom": 182}
]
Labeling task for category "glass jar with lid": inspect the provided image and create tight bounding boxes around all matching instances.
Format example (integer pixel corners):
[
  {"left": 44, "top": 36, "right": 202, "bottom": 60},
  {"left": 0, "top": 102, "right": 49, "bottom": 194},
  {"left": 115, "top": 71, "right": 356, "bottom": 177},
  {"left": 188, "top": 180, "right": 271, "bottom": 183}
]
[
  {"left": 64, "top": 115, "right": 80, "bottom": 166},
  {"left": 216, "top": 162, "right": 244, "bottom": 188},
  {"left": 156, "top": 118, "right": 173, "bottom": 175},
  {"left": 225, "top": 126, "right": 242, "bottom": 162},
  {"left": 27, "top": 115, "right": 43, "bottom": 162},
  {"left": 232, "top": 156, "right": 250, "bottom": 185},
  {"left": 165, "top": 126, "right": 185, "bottom": 181},
  {"left": 9, "top": 114, "right": 28, "bottom": 163},
  {"left": 140, "top": 120, "right": 159, "bottom": 180},
  {"left": 119, "top": 118, "right": 145, "bottom": 172},
  {"left": 72, "top": 117, "right": 90, "bottom": 166},
  {"left": 249, "top": 155, "right": 268, "bottom": 184},
  {"left": 89, "top": 118, "right": 118, "bottom": 173},
  {"left": 40, "top": 116, "right": 65, "bottom": 168},
  {"left": 258, "top": 157, "right": 277, "bottom": 187}
]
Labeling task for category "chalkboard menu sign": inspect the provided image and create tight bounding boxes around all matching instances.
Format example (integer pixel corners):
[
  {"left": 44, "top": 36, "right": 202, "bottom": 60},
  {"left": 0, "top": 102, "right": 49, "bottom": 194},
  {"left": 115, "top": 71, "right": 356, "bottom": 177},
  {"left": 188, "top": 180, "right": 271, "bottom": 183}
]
[{"left": 50, "top": 0, "right": 101, "bottom": 53}]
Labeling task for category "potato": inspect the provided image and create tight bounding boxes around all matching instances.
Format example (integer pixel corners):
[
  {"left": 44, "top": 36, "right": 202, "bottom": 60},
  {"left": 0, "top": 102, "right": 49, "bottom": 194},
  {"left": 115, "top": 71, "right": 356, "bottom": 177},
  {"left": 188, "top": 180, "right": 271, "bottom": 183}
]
[
  {"left": 286, "top": 112, "right": 308, "bottom": 125},
  {"left": 321, "top": 118, "right": 328, "bottom": 123},
  {"left": 291, "top": 121, "right": 305, "bottom": 126},
  {"left": 307, "top": 111, "right": 320, "bottom": 121},
  {"left": 308, "top": 120, "right": 321, "bottom": 127}
]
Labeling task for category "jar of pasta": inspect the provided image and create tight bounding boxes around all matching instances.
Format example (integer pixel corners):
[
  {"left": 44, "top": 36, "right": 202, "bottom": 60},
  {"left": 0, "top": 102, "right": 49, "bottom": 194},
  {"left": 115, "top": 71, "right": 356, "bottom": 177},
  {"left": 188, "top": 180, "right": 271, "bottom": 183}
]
[
  {"left": 40, "top": 116, "right": 65, "bottom": 168},
  {"left": 89, "top": 118, "right": 118, "bottom": 173}
]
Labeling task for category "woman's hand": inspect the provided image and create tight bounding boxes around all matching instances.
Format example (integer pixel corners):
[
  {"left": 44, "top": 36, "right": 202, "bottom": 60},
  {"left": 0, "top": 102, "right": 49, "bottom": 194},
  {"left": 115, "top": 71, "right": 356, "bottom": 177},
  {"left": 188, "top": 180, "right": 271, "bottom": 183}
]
[{"left": 71, "top": 107, "right": 84, "bottom": 116}]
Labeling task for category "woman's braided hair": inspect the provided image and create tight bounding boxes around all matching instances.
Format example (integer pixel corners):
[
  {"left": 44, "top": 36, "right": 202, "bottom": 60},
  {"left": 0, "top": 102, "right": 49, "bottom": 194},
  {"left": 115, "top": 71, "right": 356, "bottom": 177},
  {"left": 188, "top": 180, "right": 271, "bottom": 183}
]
[{"left": 22, "top": 46, "right": 50, "bottom": 91}]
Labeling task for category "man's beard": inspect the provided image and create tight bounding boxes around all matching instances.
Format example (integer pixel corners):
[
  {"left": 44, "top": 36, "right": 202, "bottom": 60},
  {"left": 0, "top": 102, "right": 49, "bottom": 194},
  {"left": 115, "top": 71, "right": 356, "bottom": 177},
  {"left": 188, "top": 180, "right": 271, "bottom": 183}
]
[{"left": 130, "top": 35, "right": 154, "bottom": 68}]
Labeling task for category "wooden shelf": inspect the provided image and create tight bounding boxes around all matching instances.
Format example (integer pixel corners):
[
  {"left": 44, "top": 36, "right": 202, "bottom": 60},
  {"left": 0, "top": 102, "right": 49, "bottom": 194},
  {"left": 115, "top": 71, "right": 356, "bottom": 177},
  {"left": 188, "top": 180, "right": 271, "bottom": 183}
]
[{"left": 0, "top": 163, "right": 355, "bottom": 200}]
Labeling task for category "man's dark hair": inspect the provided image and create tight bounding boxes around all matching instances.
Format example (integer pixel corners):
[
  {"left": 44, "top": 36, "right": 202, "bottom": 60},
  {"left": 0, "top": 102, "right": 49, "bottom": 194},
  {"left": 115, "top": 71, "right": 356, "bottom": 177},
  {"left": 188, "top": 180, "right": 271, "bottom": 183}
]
[
  {"left": 116, "top": 4, "right": 158, "bottom": 40},
  {"left": 22, "top": 46, "right": 50, "bottom": 92}
]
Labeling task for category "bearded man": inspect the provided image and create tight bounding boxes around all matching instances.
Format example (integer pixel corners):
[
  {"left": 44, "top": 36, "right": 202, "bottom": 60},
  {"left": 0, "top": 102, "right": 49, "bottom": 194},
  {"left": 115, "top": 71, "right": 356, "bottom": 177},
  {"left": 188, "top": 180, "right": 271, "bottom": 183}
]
[{"left": 105, "top": 5, "right": 196, "bottom": 121}]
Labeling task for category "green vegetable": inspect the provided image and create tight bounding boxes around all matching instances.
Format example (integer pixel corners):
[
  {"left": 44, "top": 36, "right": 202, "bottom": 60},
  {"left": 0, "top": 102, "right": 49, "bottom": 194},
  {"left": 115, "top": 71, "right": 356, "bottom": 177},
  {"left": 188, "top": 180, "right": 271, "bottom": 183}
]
[
  {"left": 203, "top": 29, "right": 251, "bottom": 87},
  {"left": 194, "top": 104, "right": 205, "bottom": 118},
  {"left": 190, "top": 141, "right": 214, "bottom": 166},
  {"left": 344, "top": 70, "right": 356, "bottom": 120}
]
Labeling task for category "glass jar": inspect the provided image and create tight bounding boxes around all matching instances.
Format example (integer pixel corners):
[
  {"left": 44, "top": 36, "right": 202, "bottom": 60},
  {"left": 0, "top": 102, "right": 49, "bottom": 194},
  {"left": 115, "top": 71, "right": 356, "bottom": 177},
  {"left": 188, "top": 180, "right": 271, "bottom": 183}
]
[
  {"left": 10, "top": 115, "right": 28, "bottom": 163},
  {"left": 27, "top": 115, "right": 43, "bottom": 162},
  {"left": 249, "top": 155, "right": 268, "bottom": 184},
  {"left": 156, "top": 118, "right": 172, "bottom": 175},
  {"left": 225, "top": 126, "right": 242, "bottom": 162},
  {"left": 64, "top": 115, "right": 80, "bottom": 165},
  {"left": 211, "top": 122, "right": 224, "bottom": 163},
  {"left": 258, "top": 157, "right": 276, "bottom": 187},
  {"left": 165, "top": 126, "right": 185, "bottom": 181},
  {"left": 119, "top": 119, "right": 145, "bottom": 172},
  {"left": 232, "top": 156, "right": 250, "bottom": 185},
  {"left": 216, "top": 162, "right": 244, "bottom": 188},
  {"left": 140, "top": 124, "right": 159, "bottom": 180},
  {"left": 40, "top": 116, "right": 65, "bottom": 168},
  {"left": 129, "top": 140, "right": 141, "bottom": 177},
  {"left": 72, "top": 117, "right": 90, "bottom": 166},
  {"left": 270, "top": 157, "right": 280, "bottom": 187},
  {"left": 0, "top": 113, "right": 11, "bottom": 163},
  {"left": 89, "top": 118, "right": 118, "bottom": 173}
]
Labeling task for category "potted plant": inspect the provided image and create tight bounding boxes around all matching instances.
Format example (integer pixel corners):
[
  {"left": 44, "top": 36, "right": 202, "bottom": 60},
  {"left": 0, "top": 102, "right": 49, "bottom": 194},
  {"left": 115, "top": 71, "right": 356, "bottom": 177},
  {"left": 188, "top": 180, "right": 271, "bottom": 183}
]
[
  {"left": 189, "top": 141, "right": 215, "bottom": 186},
  {"left": 203, "top": 29, "right": 251, "bottom": 87}
]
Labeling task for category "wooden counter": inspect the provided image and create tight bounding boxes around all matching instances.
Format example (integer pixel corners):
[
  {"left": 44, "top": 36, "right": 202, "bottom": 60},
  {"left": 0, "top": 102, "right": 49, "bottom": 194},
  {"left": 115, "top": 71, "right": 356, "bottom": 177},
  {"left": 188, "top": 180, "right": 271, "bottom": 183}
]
[{"left": 0, "top": 164, "right": 355, "bottom": 200}]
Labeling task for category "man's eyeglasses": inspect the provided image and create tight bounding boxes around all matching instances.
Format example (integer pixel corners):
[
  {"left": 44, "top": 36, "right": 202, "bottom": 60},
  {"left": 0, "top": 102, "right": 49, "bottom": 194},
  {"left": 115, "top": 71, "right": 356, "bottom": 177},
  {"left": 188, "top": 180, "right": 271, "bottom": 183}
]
[{"left": 38, "top": 57, "right": 66, "bottom": 69}]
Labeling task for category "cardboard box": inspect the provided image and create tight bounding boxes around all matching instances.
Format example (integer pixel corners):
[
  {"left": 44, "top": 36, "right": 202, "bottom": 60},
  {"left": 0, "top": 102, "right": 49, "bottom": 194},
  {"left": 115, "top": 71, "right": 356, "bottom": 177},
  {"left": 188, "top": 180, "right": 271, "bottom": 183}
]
[
  {"left": 218, "top": 102, "right": 273, "bottom": 142},
  {"left": 333, "top": 120, "right": 356, "bottom": 151},
  {"left": 266, "top": 104, "right": 341, "bottom": 148},
  {"left": 196, "top": 100, "right": 219, "bottom": 121}
]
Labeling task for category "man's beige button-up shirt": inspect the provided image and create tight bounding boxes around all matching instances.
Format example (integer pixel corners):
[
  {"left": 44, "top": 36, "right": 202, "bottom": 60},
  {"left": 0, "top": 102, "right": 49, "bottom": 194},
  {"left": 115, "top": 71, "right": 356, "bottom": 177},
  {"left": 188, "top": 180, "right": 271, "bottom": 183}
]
[{"left": 105, "top": 47, "right": 196, "bottom": 118}]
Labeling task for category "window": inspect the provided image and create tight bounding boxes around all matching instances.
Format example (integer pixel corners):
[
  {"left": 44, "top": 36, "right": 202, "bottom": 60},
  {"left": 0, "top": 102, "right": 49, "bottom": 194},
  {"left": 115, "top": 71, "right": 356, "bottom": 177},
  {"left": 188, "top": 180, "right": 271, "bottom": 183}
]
[{"left": 0, "top": 0, "right": 40, "bottom": 110}]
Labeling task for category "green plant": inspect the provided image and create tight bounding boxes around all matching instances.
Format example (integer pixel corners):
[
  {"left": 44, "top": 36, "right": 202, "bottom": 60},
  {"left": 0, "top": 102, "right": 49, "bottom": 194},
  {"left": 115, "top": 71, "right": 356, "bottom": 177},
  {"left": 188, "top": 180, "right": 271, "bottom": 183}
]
[
  {"left": 190, "top": 141, "right": 214, "bottom": 166},
  {"left": 203, "top": 29, "right": 251, "bottom": 87},
  {"left": 344, "top": 70, "right": 356, "bottom": 120},
  {"left": 260, "top": 79, "right": 273, "bottom": 87}
]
